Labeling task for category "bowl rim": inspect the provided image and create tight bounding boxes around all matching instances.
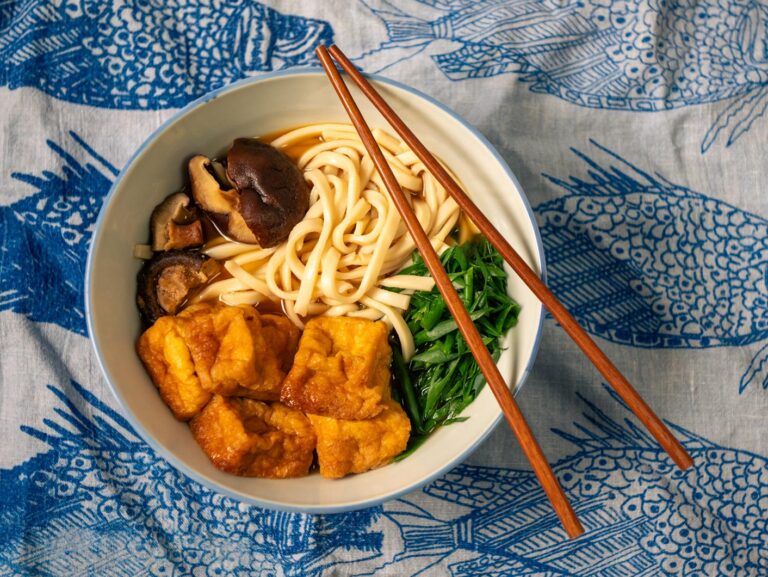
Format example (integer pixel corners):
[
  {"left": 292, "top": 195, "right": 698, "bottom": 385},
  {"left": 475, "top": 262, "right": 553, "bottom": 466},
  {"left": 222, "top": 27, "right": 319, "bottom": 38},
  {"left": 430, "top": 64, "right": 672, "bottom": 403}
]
[{"left": 85, "top": 67, "right": 548, "bottom": 513}]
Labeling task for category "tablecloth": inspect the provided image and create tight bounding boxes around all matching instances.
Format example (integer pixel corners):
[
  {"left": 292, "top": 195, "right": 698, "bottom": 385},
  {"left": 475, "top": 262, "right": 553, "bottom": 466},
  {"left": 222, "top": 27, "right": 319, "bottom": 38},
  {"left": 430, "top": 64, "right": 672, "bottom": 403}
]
[{"left": 1, "top": 1, "right": 767, "bottom": 575}]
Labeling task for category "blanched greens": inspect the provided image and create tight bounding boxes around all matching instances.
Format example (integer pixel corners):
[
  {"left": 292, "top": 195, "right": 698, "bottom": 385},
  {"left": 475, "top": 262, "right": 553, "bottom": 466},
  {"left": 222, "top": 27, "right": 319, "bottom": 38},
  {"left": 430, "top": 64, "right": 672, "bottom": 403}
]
[{"left": 391, "top": 238, "right": 520, "bottom": 454}]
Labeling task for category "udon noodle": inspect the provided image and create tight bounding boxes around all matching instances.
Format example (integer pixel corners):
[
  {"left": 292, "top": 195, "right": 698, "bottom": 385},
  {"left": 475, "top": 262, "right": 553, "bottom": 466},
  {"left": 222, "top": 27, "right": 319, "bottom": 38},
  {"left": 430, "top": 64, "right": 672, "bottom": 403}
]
[{"left": 191, "top": 123, "right": 462, "bottom": 360}]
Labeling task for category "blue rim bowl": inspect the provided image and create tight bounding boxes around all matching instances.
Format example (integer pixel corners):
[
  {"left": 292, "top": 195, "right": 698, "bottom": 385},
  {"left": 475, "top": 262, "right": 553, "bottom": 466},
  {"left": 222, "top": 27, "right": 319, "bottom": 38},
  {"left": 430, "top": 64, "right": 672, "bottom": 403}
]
[{"left": 86, "top": 68, "right": 546, "bottom": 513}]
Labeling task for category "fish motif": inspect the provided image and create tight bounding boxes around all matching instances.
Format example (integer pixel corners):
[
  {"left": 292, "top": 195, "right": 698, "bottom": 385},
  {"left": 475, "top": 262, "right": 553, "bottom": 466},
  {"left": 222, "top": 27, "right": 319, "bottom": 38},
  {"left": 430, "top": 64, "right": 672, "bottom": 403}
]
[
  {"left": 0, "top": 380, "right": 383, "bottom": 577},
  {"left": 359, "top": 0, "right": 768, "bottom": 151},
  {"left": 372, "top": 390, "right": 768, "bottom": 577},
  {"left": 0, "top": 133, "right": 116, "bottom": 335},
  {"left": 2, "top": 381, "right": 766, "bottom": 576},
  {"left": 534, "top": 141, "right": 768, "bottom": 392},
  {"left": 0, "top": 0, "right": 333, "bottom": 109}
]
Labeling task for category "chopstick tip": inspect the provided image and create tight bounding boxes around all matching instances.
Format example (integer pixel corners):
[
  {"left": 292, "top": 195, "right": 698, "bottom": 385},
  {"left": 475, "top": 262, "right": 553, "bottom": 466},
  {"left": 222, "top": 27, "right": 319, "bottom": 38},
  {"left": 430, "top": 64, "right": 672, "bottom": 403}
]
[
  {"left": 677, "top": 452, "right": 695, "bottom": 471},
  {"left": 567, "top": 523, "right": 586, "bottom": 540}
]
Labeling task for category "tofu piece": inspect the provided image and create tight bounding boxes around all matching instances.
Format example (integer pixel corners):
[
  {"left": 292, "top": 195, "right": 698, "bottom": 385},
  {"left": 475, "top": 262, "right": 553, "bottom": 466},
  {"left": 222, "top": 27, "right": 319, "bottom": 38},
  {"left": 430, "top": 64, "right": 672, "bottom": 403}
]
[
  {"left": 281, "top": 317, "right": 392, "bottom": 420},
  {"left": 209, "top": 305, "right": 282, "bottom": 399},
  {"left": 138, "top": 302, "right": 300, "bottom": 420},
  {"left": 136, "top": 316, "right": 211, "bottom": 420},
  {"left": 190, "top": 396, "right": 315, "bottom": 478},
  {"left": 176, "top": 303, "right": 298, "bottom": 400},
  {"left": 308, "top": 400, "right": 411, "bottom": 479},
  {"left": 174, "top": 303, "right": 219, "bottom": 392},
  {"left": 261, "top": 314, "right": 301, "bottom": 373}
]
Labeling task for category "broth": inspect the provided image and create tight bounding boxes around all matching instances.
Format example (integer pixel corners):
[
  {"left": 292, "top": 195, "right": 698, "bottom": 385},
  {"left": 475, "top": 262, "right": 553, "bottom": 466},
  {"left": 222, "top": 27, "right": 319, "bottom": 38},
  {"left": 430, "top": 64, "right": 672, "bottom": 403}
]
[{"left": 259, "top": 124, "right": 326, "bottom": 162}]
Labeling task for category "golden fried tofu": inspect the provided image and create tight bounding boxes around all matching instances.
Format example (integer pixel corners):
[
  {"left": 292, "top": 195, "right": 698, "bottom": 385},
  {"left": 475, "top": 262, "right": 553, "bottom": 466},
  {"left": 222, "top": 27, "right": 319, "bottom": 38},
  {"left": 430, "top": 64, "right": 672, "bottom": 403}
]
[
  {"left": 174, "top": 303, "right": 219, "bottom": 391},
  {"left": 136, "top": 316, "right": 211, "bottom": 420},
  {"left": 190, "top": 396, "right": 315, "bottom": 478},
  {"left": 177, "top": 302, "right": 298, "bottom": 400},
  {"left": 261, "top": 314, "right": 301, "bottom": 372},
  {"left": 308, "top": 400, "right": 411, "bottom": 479},
  {"left": 138, "top": 302, "right": 300, "bottom": 420},
  {"left": 209, "top": 305, "right": 281, "bottom": 399},
  {"left": 281, "top": 317, "right": 392, "bottom": 420}
]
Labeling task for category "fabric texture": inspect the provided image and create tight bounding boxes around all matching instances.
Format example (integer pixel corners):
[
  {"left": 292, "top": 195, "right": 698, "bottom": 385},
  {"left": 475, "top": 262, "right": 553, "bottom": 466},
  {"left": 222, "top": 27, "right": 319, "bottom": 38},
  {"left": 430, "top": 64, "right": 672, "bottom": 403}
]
[{"left": 1, "top": 1, "right": 767, "bottom": 575}]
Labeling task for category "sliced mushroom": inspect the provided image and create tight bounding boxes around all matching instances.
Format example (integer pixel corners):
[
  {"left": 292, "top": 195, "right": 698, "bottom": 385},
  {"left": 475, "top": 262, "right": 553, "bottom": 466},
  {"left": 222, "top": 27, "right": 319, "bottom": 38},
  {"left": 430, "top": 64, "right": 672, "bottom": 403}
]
[
  {"left": 150, "top": 192, "right": 205, "bottom": 251},
  {"left": 136, "top": 251, "right": 219, "bottom": 326},
  {"left": 188, "top": 139, "right": 309, "bottom": 247},
  {"left": 189, "top": 156, "right": 240, "bottom": 214}
]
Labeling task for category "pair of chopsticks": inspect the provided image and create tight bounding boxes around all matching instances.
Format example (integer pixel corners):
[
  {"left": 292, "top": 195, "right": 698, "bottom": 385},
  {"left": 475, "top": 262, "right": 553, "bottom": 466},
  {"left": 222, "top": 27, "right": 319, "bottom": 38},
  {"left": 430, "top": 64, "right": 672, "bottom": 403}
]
[{"left": 317, "top": 45, "right": 693, "bottom": 539}]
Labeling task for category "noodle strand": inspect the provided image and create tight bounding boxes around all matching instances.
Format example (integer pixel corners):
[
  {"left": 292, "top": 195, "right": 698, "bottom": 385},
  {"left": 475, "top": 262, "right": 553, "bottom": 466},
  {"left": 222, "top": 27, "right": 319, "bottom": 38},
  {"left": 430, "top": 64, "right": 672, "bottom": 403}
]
[{"left": 197, "top": 123, "right": 462, "bottom": 360}]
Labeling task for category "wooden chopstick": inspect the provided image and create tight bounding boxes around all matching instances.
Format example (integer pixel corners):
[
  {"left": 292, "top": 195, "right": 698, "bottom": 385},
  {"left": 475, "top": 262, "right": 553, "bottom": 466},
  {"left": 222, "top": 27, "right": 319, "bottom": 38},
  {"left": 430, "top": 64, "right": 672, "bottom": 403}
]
[
  {"left": 327, "top": 44, "right": 694, "bottom": 472},
  {"left": 316, "top": 45, "right": 585, "bottom": 539}
]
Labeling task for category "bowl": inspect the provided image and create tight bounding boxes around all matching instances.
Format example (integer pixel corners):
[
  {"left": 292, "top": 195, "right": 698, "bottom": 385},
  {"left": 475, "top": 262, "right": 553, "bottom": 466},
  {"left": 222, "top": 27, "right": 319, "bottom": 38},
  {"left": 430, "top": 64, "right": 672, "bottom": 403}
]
[{"left": 86, "top": 69, "right": 546, "bottom": 513}]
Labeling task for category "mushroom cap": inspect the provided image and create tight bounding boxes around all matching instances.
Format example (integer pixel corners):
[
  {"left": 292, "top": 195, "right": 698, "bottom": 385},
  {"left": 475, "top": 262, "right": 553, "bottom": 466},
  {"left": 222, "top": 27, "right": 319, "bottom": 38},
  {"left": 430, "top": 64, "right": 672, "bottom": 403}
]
[
  {"left": 136, "top": 251, "right": 214, "bottom": 326},
  {"left": 187, "top": 140, "right": 310, "bottom": 247},
  {"left": 226, "top": 138, "right": 310, "bottom": 247}
]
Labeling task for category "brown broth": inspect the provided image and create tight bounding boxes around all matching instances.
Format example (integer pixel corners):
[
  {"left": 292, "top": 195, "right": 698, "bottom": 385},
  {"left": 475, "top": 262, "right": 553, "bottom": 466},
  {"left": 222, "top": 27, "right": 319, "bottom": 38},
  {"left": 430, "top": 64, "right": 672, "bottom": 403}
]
[
  {"left": 258, "top": 124, "right": 328, "bottom": 163},
  {"left": 255, "top": 300, "right": 284, "bottom": 315},
  {"left": 181, "top": 262, "right": 231, "bottom": 306}
]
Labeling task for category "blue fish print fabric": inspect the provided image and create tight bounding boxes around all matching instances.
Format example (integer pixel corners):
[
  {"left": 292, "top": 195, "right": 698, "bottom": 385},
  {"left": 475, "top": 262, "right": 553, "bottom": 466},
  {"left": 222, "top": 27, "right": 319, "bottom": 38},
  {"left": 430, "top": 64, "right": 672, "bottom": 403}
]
[
  {"left": 0, "top": 133, "right": 116, "bottom": 335},
  {"left": 2, "top": 382, "right": 766, "bottom": 576},
  {"left": 359, "top": 0, "right": 768, "bottom": 151},
  {"left": 2, "top": 1, "right": 766, "bottom": 576},
  {"left": 0, "top": 381, "right": 384, "bottom": 576},
  {"left": 534, "top": 142, "right": 768, "bottom": 391},
  {"left": 388, "top": 394, "right": 768, "bottom": 577},
  {"left": 0, "top": 0, "right": 333, "bottom": 109}
]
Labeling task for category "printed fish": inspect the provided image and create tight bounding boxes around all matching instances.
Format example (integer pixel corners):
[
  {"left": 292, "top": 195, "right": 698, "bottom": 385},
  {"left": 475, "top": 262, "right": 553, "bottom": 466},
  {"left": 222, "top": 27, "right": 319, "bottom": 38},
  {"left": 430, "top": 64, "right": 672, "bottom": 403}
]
[
  {"left": 3, "top": 382, "right": 766, "bottom": 576},
  {"left": 0, "top": 380, "right": 383, "bottom": 577},
  {"left": 366, "top": 389, "right": 768, "bottom": 577},
  {"left": 534, "top": 141, "right": 768, "bottom": 393},
  {"left": 359, "top": 0, "right": 768, "bottom": 151},
  {"left": 0, "top": 133, "right": 116, "bottom": 336},
  {"left": 0, "top": 0, "right": 333, "bottom": 109}
]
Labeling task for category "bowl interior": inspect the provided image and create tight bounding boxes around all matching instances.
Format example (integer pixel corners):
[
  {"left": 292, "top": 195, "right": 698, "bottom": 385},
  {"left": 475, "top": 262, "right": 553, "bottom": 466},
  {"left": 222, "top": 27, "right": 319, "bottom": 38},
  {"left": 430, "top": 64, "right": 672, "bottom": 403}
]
[{"left": 87, "top": 71, "right": 544, "bottom": 512}]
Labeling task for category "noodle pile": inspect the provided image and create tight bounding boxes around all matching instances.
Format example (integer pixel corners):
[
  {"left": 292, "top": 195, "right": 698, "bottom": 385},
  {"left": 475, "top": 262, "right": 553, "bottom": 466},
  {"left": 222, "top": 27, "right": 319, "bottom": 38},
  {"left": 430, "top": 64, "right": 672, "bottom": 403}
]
[{"left": 192, "top": 123, "right": 461, "bottom": 359}]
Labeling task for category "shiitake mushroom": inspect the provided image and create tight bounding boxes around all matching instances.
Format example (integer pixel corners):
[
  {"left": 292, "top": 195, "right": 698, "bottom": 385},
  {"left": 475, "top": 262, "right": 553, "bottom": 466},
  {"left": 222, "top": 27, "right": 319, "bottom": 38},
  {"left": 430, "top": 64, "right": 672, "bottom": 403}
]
[
  {"left": 189, "top": 139, "right": 309, "bottom": 247},
  {"left": 136, "top": 251, "right": 219, "bottom": 326},
  {"left": 150, "top": 192, "right": 204, "bottom": 251},
  {"left": 137, "top": 138, "right": 308, "bottom": 326}
]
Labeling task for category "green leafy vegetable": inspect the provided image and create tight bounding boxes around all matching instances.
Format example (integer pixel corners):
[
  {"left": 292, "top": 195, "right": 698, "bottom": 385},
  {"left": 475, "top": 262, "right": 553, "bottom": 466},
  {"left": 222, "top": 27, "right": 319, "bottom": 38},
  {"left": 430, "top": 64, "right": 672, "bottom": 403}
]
[{"left": 391, "top": 238, "right": 521, "bottom": 457}]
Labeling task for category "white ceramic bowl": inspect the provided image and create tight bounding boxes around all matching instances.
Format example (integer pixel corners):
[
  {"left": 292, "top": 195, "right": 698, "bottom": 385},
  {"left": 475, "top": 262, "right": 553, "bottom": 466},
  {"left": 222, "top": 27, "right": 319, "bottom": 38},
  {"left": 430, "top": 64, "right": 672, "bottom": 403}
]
[{"left": 86, "top": 69, "right": 545, "bottom": 513}]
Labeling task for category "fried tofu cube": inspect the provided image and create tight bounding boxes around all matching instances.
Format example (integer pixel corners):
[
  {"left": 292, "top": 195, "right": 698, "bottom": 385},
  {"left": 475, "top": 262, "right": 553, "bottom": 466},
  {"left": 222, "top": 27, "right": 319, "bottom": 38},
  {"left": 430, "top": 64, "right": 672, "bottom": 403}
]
[
  {"left": 173, "top": 303, "right": 219, "bottom": 391},
  {"left": 308, "top": 400, "right": 411, "bottom": 479},
  {"left": 138, "top": 302, "right": 301, "bottom": 420},
  {"left": 136, "top": 316, "right": 211, "bottom": 420},
  {"left": 190, "top": 396, "right": 315, "bottom": 478},
  {"left": 281, "top": 317, "right": 392, "bottom": 420},
  {"left": 210, "top": 305, "right": 282, "bottom": 399},
  {"left": 175, "top": 303, "right": 299, "bottom": 401},
  {"left": 261, "top": 314, "right": 301, "bottom": 372}
]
